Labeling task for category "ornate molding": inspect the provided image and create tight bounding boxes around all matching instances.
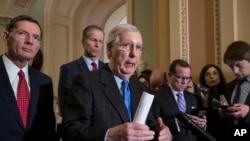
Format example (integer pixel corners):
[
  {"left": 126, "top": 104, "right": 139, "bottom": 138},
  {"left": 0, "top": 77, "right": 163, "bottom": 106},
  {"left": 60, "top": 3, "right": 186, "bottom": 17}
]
[
  {"left": 0, "top": 16, "right": 12, "bottom": 27},
  {"left": 214, "top": 0, "right": 221, "bottom": 66},
  {"left": 179, "top": 0, "right": 189, "bottom": 62},
  {"left": 13, "top": 0, "right": 32, "bottom": 12}
]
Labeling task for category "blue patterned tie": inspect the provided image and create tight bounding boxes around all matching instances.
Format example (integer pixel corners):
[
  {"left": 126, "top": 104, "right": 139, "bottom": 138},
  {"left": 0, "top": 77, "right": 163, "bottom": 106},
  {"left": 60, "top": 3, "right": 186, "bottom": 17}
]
[
  {"left": 176, "top": 92, "right": 186, "bottom": 113},
  {"left": 122, "top": 80, "right": 132, "bottom": 122}
]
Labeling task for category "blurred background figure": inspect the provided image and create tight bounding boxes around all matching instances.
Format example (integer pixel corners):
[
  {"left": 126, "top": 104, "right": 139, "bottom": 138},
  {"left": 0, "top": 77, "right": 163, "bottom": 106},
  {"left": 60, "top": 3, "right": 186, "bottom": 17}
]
[
  {"left": 198, "top": 64, "right": 226, "bottom": 140},
  {"left": 138, "top": 69, "right": 152, "bottom": 88},
  {"left": 31, "top": 49, "right": 43, "bottom": 71},
  {"left": 186, "top": 80, "right": 199, "bottom": 94},
  {"left": 149, "top": 68, "right": 167, "bottom": 92},
  {"left": 198, "top": 64, "right": 226, "bottom": 108}
]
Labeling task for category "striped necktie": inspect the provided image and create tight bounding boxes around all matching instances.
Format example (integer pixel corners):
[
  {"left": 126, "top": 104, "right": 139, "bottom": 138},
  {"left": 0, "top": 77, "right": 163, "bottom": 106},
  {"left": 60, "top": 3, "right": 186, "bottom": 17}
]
[{"left": 176, "top": 92, "right": 186, "bottom": 113}]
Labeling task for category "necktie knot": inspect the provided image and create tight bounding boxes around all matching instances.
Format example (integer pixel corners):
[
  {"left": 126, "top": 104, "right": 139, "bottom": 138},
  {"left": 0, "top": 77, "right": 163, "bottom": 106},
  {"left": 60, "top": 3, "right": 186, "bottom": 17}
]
[
  {"left": 122, "top": 80, "right": 129, "bottom": 87},
  {"left": 91, "top": 62, "right": 98, "bottom": 71},
  {"left": 176, "top": 92, "right": 183, "bottom": 98},
  {"left": 18, "top": 70, "right": 25, "bottom": 78}
]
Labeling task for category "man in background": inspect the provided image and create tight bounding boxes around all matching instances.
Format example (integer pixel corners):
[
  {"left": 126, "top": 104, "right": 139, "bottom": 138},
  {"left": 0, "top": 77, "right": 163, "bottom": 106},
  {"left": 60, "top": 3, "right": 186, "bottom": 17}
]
[
  {"left": 218, "top": 41, "right": 250, "bottom": 141},
  {"left": 58, "top": 25, "right": 105, "bottom": 113},
  {"left": 149, "top": 68, "right": 167, "bottom": 92},
  {"left": 155, "top": 59, "right": 207, "bottom": 141}
]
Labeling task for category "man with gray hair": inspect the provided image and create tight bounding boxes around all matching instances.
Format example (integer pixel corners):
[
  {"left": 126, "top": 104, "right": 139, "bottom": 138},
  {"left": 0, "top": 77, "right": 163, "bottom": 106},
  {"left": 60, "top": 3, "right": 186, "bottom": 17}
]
[{"left": 61, "top": 24, "right": 172, "bottom": 141}]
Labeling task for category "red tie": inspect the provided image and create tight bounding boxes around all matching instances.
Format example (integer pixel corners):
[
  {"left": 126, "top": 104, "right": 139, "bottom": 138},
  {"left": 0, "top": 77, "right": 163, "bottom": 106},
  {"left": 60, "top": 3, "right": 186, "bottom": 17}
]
[
  {"left": 17, "top": 70, "right": 30, "bottom": 129},
  {"left": 91, "top": 62, "right": 98, "bottom": 71}
]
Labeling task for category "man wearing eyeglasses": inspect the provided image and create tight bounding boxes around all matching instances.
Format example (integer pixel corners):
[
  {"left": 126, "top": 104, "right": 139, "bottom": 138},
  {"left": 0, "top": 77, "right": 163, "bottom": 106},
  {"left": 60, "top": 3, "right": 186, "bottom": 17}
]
[
  {"left": 0, "top": 15, "right": 57, "bottom": 141},
  {"left": 61, "top": 24, "right": 172, "bottom": 141},
  {"left": 155, "top": 59, "right": 207, "bottom": 141}
]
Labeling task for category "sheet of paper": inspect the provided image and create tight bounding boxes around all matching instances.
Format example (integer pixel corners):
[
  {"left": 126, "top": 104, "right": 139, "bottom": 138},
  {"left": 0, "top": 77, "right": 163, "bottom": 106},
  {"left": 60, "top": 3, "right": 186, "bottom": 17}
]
[{"left": 133, "top": 91, "right": 154, "bottom": 124}]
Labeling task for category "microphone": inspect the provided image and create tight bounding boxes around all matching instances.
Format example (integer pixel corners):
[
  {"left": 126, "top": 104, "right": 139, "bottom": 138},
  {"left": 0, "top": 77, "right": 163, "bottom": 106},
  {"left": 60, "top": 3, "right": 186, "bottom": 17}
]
[{"left": 176, "top": 112, "right": 216, "bottom": 141}]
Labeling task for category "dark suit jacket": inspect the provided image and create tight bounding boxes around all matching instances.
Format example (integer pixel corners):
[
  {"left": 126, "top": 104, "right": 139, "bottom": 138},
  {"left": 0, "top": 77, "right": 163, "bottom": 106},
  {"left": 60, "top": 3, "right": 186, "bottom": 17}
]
[
  {"left": 154, "top": 85, "right": 200, "bottom": 141},
  {"left": 61, "top": 64, "right": 158, "bottom": 141},
  {"left": 0, "top": 56, "right": 57, "bottom": 141},
  {"left": 218, "top": 79, "right": 250, "bottom": 141},
  {"left": 58, "top": 57, "right": 104, "bottom": 112}
]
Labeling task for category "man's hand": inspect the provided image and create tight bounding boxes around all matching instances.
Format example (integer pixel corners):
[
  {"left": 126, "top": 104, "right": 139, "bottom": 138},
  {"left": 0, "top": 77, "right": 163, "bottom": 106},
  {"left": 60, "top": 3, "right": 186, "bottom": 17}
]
[
  {"left": 228, "top": 103, "right": 249, "bottom": 118},
  {"left": 187, "top": 114, "right": 207, "bottom": 129},
  {"left": 107, "top": 122, "right": 155, "bottom": 141},
  {"left": 156, "top": 117, "right": 173, "bottom": 141}
]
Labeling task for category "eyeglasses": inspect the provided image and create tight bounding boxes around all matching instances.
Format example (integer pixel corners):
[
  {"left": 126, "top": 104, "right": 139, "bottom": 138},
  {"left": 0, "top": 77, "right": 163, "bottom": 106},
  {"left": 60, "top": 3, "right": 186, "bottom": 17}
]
[
  {"left": 116, "top": 42, "right": 143, "bottom": 54},
  {"left": 11, "top": 30, "right": 41, "bottom": 43},
  {"left": 173, "top": 73, "right": 192, "bottom": 81}
]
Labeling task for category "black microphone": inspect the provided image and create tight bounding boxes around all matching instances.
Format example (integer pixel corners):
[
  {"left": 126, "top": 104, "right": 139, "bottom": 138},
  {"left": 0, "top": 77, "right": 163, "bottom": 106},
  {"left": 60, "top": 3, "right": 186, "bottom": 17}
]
[{"left": 176, "top": 112, "right": 216, "bottom": 141}]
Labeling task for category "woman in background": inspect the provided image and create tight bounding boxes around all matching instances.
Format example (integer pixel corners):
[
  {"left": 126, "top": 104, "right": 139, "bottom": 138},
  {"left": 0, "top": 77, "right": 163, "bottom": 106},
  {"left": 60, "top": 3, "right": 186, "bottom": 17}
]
[{"left": 198, "top": 64, "right": 226, "bottom": 140}]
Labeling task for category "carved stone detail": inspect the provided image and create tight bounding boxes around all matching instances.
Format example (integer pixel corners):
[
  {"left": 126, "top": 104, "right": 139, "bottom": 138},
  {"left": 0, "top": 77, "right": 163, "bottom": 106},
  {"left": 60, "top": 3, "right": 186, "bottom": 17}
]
[
  {"left": 179, "top": 0, "right": 189, "bottom": 62},
  {"left": 214, "top": 0, "right": 221, "bottom": 66},
  {"left": 0, "top": 16, "right": 12, "bottom": 26},
  {"left": 14, "top": 0, "right": 32, "bottom": 12}
]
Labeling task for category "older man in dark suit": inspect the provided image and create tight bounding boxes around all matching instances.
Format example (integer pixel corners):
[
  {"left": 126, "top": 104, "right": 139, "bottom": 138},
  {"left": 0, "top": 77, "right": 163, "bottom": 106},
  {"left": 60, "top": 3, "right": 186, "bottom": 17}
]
[
  {"left": 61, "top": 24, "right": 172, "bottom": 141},
  {"left": 0, "top": 15, "right": 57, "bottom": 141}
]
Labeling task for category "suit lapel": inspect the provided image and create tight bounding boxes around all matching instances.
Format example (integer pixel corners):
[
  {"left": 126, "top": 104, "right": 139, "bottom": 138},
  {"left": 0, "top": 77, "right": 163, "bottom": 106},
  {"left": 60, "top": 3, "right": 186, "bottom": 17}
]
[
  {"left": 0, "top": 56, "right": 24, "bottom": 129},
  {"left": 98, "top": 60, "right": 105, "bottom": 68},
  {"left": 27, "top": 68, "right": 40, "bottom": 128},
  {"left": 101, "top": 65, "right": 132, "bottom": 122},
  {"left": 166, "top": 86, "right": 180, "bottom": 112},
  {"left": 129, "top": 79, "right": 142, "bottom": 117},
  {"left": 77, "top": 57, "right": 89, "bottom": 71},
  {"left": 227, "top": 80, "right": 237, "bottom": 104},
  {"left": 183, "top": 91, "right": 194, "bottom": 112}
]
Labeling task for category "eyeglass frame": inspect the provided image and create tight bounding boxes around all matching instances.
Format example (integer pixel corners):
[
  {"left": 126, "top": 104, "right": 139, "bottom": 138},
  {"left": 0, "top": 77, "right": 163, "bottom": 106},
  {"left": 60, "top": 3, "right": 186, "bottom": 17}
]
[
  {"left": 10, "top": 30, "right": 42, "bottom": 43},
  {"left": 116, "top": 42, "right": 144, "bottom": 54},
  {"left": 172, "top": 73, "right": 192, "bottom": 81}
]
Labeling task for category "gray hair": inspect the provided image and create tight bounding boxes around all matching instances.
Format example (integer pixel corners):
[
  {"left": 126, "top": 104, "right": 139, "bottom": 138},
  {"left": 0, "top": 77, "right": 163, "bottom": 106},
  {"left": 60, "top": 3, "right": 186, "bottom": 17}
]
[{"left": 106, "top": 24, "right": 140, "bottom": 46}]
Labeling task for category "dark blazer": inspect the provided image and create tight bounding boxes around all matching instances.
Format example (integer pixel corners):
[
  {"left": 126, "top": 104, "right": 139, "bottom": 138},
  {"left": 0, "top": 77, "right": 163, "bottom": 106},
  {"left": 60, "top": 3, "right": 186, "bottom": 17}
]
[
  {"left": 0, "top": 56, "right": 57, "bottom": 141},
  {"left": 154, "top": 85, "right": 200, "bottom": 141},
  {"left": 61, "top": 64, "right": 158, "bottom": 141},
  {"left": 218, "top": 79, "right": 250, "bottom": 141},
  {"left": 58, "top": 57, "right": 104, "bottom": 112}
]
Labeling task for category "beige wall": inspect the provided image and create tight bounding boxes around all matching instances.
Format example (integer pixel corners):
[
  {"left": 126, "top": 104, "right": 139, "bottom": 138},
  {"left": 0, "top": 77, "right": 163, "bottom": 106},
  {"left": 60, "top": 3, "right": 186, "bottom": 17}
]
[
  {"left": 1, "top": 0, "right": 250, "bottom": 88},
  {"left": 129, "top": 0, "right": 250, "bottom": 83},
  {"left": 1, "top": 0, "right": 250, "bottom": 126}
]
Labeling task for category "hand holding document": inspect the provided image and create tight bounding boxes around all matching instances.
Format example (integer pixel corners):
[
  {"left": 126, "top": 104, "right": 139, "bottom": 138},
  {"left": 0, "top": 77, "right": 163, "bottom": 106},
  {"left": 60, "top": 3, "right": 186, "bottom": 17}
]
[{"left": 133, "top": 92, "right": 154, "bottom": 124}]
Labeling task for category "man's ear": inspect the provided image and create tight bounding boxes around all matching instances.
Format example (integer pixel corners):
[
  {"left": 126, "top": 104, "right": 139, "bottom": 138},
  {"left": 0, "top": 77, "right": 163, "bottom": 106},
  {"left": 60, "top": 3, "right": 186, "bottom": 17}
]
[
  {"left": 2, "top": 31, "right": 9, "bottom": 45},
  {"left": 106, "top": 43, "right": 112, "bottom": 58},
  {"left": 81, "top": 39, "right": 86, "bottom": 48},
  {"left": 3, "top": 31, "right": 8, "bottom": 39}
]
